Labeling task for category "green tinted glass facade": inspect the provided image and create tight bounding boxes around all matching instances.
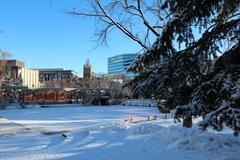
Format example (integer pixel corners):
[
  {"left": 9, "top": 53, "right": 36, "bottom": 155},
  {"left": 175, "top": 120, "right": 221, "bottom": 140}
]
[{"left": 108, "top": 54, "right": 138, "bottom": 78}]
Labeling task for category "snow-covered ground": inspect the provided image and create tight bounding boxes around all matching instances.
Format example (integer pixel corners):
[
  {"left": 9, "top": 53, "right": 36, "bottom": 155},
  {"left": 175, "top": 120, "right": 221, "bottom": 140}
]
[{"left": 0, "top": 105, "right": 239, "bottom": 160}]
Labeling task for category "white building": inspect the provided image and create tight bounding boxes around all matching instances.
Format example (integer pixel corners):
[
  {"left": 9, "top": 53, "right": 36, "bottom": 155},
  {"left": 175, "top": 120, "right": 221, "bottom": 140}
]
[{"left": 18, "top": 68, "right": 40, "bottom": 88}]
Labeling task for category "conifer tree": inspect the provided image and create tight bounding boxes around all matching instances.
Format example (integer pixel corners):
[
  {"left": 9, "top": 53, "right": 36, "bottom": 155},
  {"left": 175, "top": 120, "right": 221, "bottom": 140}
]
[{"left": 71, "top": 0, "right": 240, "bottom": 134}]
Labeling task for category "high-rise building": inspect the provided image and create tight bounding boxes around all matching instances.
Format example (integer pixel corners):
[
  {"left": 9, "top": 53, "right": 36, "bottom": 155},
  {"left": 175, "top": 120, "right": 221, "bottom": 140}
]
[
  {"left": 83, "top": 59, "right": 93, "bottom": 79},
  {"left": 108, "top": 53, "right": 137, "bottom": 78}
]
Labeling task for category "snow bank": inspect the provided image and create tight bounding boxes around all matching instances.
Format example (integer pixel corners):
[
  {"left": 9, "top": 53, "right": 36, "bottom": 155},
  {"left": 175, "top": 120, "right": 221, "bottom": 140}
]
[
  {"left": 159, "top": 126, "right": 240, "bottom": 153},
  {"left": 127, "top": 123, "right": 240, "bottom": 156}
]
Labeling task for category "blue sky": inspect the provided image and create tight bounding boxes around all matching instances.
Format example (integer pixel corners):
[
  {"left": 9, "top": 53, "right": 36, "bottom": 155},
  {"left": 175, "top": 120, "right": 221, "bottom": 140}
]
[{"left": 0, "top": 0, "right": 141, "bottom": 76}]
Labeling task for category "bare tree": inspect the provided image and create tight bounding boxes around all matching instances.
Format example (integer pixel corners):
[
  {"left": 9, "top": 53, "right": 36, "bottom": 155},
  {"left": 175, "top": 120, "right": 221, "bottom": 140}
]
[
  {"left": 0, "top": 49, "right": 12, "bottom": 60},
  {"left": 67, "top": 0, "right": 170, "bottom": 48},
  {"left": 0, "top": 49, "right": 12, "bottom": 76}
]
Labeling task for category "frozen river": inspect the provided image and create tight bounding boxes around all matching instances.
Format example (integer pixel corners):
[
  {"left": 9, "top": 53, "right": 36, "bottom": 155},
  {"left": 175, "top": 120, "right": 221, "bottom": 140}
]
[{"left": 0, "top": 105, "right": 239, "bottom": 160}]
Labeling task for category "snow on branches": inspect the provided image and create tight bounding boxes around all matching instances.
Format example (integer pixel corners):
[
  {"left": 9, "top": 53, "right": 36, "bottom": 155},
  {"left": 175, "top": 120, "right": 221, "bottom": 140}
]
[
  {"left": 129, "top": 0, "right": 240, "bottom": 72},
  {"left": 175, "top": 44, "right": 240, "bottom": 135},
  {"left": 128, "top": 0, "right": 240, "bottom": 134}
]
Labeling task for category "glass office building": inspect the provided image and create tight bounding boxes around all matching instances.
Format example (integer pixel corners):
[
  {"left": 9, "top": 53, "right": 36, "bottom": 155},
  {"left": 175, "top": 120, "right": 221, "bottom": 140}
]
[{"left": 108, "top": 53, "right": 138, "bottom": 78}]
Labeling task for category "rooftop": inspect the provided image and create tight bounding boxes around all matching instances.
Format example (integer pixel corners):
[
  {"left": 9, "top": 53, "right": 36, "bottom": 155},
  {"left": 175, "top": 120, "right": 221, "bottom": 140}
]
[{"left": 33, "top": 68, "right": 70, "bottom": 72}]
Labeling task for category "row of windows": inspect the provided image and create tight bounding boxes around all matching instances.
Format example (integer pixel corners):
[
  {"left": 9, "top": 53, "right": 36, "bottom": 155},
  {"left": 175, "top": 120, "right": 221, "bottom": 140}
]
[
  {"left": 108, "top": 66, "right": 131, "bottom": 73},
  {"left": 108, "top": 61, "right": 132, "bottom": 66},
  {"left": 39, "top": 74, "right": 73, "bottom": 82},
  {"left": 108, "top": 65, "right": 126, "bottom": 70},
  {"left": 108, "top": 54, "right": 136, "bottom": 60},
  {"left": 108, "top": 71, "right": 136, "bottom": 78},
  {"left": 108, "top": 58, "right": 135, "bottom": 64},
  {"left": 108, "top": 62, "right": 124, "bottom": 67},
  {"left": 108, "top": 61, "right": 132, "bottom": 68},
  {"left": 108, "top": 66, "right": 126, "bottom": 71},
  {"left": 108, "top": 70, "right": 125, "bottom": 74},
  {"left": 108, "top": 55, "right": 137, "bottom": 62}
]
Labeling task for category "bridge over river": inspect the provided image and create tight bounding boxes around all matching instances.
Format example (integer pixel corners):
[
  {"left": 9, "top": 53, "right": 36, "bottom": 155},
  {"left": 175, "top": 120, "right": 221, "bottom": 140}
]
[{"left": 0, "top": 86, "right": 124, "bottom": 106}]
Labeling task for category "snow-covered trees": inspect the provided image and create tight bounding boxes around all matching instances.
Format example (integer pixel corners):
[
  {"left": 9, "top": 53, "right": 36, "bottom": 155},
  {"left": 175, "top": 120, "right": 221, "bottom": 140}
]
[
  {"left": 175, "top": 44, "right": 240, "bottom": 135},
  {"left": 128, "top": 0, "right": 240, "bottom": 135},
  {"left": 71, "top": 0, "right": 240, "bottom": 134}
]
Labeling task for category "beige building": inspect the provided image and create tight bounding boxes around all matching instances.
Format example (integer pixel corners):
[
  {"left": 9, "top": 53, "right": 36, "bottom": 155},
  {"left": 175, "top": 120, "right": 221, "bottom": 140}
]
[
  {"left": 0, "top": 60, "right": 24, "bottom": 79},
  {"left": 0, "top": 60, "right": 40, "bottom": 88}
]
